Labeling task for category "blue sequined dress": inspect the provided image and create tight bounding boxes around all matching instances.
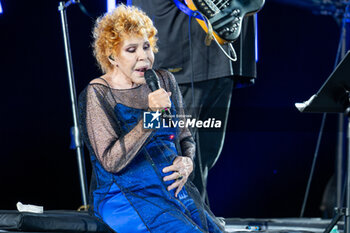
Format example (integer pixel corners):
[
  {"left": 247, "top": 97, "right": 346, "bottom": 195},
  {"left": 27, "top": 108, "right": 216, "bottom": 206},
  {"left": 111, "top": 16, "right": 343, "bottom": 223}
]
[{"left": 79, "top": 70, "right": 224, "bottom": 233}]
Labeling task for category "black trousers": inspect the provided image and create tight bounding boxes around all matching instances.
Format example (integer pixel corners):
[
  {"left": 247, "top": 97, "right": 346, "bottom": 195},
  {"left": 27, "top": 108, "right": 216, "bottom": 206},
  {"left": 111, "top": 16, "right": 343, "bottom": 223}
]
[{"left": 179, "top": 78, "right": 234, "bottom": 203}]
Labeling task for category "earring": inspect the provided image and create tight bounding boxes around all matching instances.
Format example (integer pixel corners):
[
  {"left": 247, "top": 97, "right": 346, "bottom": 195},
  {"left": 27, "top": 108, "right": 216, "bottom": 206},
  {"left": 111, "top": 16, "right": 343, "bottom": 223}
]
[{"left": 108, "top": 55, "right": 115, "bottom": 61}]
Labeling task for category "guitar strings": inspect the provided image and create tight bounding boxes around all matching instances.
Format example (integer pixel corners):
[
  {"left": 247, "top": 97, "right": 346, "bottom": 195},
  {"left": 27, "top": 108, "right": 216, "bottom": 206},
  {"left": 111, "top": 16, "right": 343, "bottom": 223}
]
[{"left": 218, "top": 0, "right": 230, "bottom": 9}]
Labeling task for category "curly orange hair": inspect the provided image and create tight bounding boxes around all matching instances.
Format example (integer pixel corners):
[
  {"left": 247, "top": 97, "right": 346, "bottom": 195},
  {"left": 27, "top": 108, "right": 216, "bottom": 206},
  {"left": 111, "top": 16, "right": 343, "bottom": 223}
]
[{"left": 93, "top": 5, "right": 158, "bottom": 73}]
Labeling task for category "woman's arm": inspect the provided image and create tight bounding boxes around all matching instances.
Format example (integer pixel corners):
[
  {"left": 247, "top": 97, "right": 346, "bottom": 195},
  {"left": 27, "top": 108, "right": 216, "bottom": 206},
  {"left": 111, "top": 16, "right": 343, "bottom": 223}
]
[{"left": 82, "top": 85, "right": 153, "bottom": 173}]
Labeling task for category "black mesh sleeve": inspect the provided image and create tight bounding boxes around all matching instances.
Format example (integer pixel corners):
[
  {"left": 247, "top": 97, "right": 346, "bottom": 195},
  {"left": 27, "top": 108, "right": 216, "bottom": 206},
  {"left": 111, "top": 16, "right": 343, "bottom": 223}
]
[{"left": 79, "top": 85, "right": 153, "bottom": 173}]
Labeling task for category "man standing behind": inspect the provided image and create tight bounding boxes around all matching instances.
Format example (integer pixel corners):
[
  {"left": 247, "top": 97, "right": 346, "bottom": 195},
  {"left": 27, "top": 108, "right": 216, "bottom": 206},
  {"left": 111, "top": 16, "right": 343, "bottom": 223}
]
[{"left": 130, "top": 0, "right": 257, "bottom": 204}]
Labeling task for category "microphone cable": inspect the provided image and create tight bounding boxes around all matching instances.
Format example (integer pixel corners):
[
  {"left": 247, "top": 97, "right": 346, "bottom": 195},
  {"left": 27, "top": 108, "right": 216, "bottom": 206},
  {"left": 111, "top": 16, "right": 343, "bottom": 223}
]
[{"left": 188, "top": 15, "right": 210, "bottom": 206}]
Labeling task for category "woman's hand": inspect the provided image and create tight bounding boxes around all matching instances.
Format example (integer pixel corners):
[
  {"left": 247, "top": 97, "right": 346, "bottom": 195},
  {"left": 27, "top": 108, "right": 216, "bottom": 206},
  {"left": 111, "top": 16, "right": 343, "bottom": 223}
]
[
  {"left": 148, "top": 88, "right": 171, "bottom": 112},
  {"left": 162, "top": 156, "right": 193, "bottom": 198}
]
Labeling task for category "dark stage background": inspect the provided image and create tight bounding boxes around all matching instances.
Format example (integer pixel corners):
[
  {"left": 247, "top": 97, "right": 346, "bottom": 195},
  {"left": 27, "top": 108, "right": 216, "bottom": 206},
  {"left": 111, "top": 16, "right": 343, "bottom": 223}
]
[{"left": 0, "top": 0, "right": 342, "bottom": 218}]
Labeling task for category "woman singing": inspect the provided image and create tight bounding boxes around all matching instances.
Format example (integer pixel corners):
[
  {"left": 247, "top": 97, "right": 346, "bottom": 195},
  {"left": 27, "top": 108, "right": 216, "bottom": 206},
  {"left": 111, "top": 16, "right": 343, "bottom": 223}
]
[{"left": 78, "top": 5, "right": 224, "bottom": 233}]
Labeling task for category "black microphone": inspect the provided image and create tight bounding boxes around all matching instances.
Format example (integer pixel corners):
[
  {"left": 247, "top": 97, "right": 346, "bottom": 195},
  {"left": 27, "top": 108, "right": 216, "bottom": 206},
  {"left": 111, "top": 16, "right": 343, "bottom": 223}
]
[{"left": 144, "top": 69, "right": 172, "bottom": 119}]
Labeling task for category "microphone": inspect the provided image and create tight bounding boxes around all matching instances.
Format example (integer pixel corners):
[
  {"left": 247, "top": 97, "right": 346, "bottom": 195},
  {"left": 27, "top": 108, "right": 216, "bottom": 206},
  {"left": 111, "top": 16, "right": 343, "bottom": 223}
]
[{"left": 144, "top": 69, "right": 172, "bottom": 119}]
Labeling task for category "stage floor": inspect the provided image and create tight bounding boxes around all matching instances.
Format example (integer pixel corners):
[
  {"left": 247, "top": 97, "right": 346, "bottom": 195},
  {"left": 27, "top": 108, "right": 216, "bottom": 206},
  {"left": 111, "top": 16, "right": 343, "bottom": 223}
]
[
  {"left": 224, "top": 218, "right": 342, "bottom": 233},
  {"left": 0, "top": 209, "right": 343, "bottom": 233}
]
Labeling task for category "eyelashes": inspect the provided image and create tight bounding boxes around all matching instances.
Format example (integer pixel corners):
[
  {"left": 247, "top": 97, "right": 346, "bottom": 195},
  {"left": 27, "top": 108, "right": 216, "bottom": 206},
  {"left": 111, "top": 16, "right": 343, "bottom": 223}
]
[
  {"left": 126, "top": 43, "right": 151, "bottom": 53},
  {"left": 127, "top": 48, "right": 136, "bottom": 53}
]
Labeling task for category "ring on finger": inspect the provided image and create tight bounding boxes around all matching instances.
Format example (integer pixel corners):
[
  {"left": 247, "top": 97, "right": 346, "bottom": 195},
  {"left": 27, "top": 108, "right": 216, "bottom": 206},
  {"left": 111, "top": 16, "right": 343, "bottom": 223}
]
[{"left": 177, "top": 172, "right": 183, "bottom": 180}]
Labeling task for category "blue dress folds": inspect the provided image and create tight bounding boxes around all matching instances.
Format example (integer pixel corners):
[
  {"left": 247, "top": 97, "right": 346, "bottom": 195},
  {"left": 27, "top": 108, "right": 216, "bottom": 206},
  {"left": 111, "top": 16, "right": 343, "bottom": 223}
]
[
  {"left": 92, "top": 104, "right": 223, "bottom": 233},
  {"left": 78, "top": 70, "right": 224, "bottom": 233}
]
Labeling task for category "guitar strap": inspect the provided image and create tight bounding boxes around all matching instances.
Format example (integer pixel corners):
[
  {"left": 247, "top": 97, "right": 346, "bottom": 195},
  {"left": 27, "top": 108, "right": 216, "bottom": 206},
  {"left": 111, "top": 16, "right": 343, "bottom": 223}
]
[
  {"left": 172, "top": 0, "right": 204, "bottom": 20},
  {"left": 127, "top": 0, "right": 202, "bottom": 20},
  {"left": 128, "top": 0, "right": 236, "bottom": 60},
  {"left": 127, "top": 0, "right": 211, "bottom": 42},
  {"left": 173, "top": 0, "right": 215, "bottom": 46},
  {"left": 173, "top": 1, "right": 237, "bottom": 61}
]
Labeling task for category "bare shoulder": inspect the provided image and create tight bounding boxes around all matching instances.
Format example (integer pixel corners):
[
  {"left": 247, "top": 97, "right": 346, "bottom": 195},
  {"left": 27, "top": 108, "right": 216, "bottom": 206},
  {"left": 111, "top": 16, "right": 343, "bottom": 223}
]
[{"left": 90, "top": 73, "right": 110, "bottom": 85}]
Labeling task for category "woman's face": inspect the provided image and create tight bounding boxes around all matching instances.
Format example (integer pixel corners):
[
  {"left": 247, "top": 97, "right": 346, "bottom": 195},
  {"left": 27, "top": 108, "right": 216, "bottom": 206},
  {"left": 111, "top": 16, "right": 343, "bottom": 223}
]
[{"left": 113, "top": 35, "right": 154, "bottom": 85}]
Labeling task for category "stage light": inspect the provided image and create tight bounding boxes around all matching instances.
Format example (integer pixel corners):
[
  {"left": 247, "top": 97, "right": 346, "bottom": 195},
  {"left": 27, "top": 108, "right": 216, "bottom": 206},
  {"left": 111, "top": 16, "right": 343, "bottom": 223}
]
[
  {"left": 255, "top": 14, "right": 259, "bottom": 62},
  {"left": 0, "top": 1, "right": 3, "bottom": 14},
  {"left": 107, "top": 0, "right": 116, "bottom": 12}
]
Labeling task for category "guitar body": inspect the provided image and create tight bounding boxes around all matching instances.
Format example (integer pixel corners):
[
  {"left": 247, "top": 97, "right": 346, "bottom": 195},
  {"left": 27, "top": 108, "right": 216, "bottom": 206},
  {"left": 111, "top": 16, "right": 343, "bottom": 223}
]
[{"left": 185, "top": 0, "right": 265, "bottom": 44}]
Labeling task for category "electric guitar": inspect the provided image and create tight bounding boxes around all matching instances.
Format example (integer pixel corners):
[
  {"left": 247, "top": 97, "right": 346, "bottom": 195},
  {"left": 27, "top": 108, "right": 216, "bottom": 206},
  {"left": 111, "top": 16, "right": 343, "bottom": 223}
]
[{"left": 185, "top": 0, "right": 265, "bottom": 44}]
